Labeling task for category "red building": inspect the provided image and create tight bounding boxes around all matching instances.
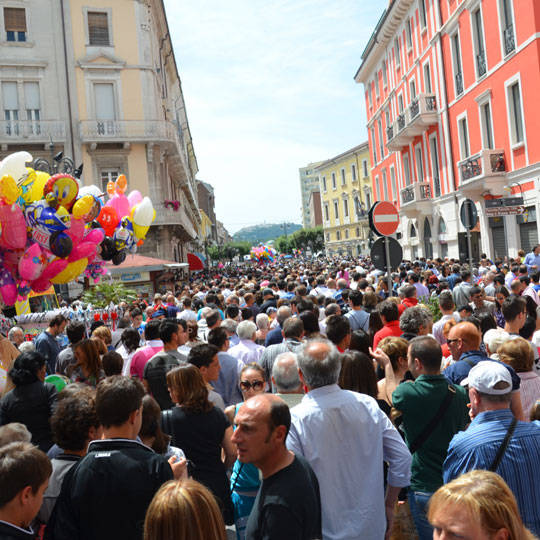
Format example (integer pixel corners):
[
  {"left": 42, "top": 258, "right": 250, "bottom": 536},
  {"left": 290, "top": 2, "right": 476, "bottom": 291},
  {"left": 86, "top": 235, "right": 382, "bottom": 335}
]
[{"left": 355, "top": 0, "right": 540, "bottom": 261}]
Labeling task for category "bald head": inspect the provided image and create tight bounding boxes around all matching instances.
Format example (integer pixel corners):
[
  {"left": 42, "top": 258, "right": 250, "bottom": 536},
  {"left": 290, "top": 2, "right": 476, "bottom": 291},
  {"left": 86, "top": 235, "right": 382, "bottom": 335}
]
[
  {"left": 238, "top": 394, "right": 291, "bottom": 439},
  {"left": 272, "top": 352, "right": 302, "bottom": 393},
  {"left": 449, "top": 321, "right": 481, "bottom": 351}
]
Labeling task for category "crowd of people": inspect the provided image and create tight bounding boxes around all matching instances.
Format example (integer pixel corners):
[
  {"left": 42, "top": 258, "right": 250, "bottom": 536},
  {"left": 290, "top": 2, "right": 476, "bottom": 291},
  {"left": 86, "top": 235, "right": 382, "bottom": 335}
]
[{"left": 1, "top": 248, "right": 540, "bottom": 540}]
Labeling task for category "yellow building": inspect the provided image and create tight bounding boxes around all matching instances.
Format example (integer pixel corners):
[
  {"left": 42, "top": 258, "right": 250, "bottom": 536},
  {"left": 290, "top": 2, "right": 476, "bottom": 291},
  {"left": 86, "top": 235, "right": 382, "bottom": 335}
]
[{"left": 314, "top": 143, "right": 373, "bottom": 257}]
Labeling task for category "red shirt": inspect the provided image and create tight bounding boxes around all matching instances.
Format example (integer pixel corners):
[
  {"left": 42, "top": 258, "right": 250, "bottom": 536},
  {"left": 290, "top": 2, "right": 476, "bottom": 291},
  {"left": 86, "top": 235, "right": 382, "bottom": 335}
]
[
  {"left": 401, "top": 297, "right": 418, "bottom": 310},
  {"left": 373, "top": 320, "right": 402, "bottom": 350}
]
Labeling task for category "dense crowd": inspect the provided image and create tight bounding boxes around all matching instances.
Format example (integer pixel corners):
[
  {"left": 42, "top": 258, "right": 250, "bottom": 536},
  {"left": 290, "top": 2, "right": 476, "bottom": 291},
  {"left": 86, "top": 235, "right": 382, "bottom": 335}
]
[{"left": 1, "top": 247, "right": 540, "bottom": 540}]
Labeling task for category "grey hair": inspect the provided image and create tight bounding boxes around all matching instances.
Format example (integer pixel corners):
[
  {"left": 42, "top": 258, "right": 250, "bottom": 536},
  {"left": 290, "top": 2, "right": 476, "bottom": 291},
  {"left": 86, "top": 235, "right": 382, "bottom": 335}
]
[
  {"left": 7, "top": 327, "right": 23, "bottom": 340},
  {"left": 256, "top": 313, "right": 269, "bottom": 330},
  {"left": 297, "top": 338, "right": 341, "bottom": 389},
  {"left": 276, "top": 306, "right": 292, "bottom": 326},
  {"left": 483, "top": 328, "right": 510, "bottom": 356},
  {"left": 272, "top": 352, "right": 301, "bottom": 392},
  {"left": 18, "top": 341, "right": 35, "bottom": 354},
  {"left": 221, "top": 319, "right": 238, "bottom": 334},
  {"left": 237, "top": 320, "right": 257, "bottom": 340},
  {"left": 0, "top": 423, "right": 31, "bottom": 447},
  {"left": 399, "top": 305, "right": 433, "bottom": 334}
]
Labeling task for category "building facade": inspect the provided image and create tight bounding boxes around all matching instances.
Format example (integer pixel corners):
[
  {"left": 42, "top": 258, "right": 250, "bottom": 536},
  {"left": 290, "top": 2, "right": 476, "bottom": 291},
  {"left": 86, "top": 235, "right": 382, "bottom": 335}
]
[
  {"left": 299, "top": 162, "right": 323, "bottom": 228},
  {"left": 356, "top": 0, "right": 540, "bottom": 261},
  {"left": 315, "top": 143, "right": 373, "bottom": 257},
  {"left": 0, "top": 0, "right": 200, "bottom": 263}
]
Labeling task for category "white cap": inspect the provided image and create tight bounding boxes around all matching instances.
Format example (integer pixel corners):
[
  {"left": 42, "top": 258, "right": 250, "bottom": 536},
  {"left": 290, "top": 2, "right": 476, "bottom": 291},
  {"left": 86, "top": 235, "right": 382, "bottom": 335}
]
[{"left": 461, "top": 361, "right": 512, "bottom": 395}]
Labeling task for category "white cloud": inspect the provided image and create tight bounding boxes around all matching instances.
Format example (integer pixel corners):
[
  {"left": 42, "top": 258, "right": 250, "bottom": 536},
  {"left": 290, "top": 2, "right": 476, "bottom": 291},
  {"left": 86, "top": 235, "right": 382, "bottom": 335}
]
[{"left": 164, "top": 0, "right": 388, "bottom": 233}]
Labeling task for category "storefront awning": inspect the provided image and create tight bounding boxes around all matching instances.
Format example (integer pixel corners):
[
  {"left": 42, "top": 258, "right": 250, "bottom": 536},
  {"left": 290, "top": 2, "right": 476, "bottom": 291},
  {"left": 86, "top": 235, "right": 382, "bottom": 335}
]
[{"left": 106, "top": 254, "right": 188, "bottom": 275}]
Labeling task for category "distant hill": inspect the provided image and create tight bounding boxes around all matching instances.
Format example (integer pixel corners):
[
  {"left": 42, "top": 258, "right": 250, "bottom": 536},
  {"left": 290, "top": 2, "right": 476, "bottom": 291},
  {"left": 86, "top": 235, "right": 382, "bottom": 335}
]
[{"left": 232, "top": 222, "right": 302, "bottom": 244}]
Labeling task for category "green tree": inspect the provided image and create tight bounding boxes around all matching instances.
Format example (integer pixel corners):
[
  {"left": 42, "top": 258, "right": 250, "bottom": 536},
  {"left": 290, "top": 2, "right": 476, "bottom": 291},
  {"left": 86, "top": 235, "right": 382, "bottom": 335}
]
[
  {"left": 81, "top": 281, "right": 138, "bottom": 308},
  {"left": 289, "top": 226, "right": 324, "bottom": 252},
  {"left": 275, "top": 235, "right": 292, "bottom": 254}
]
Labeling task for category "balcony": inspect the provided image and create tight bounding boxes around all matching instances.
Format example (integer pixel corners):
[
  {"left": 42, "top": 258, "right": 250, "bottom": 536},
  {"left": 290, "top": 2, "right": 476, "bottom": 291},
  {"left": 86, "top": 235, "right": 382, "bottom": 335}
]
[
  {"left": 399, "top": 181, "right": 432, "bottom": 217},
  {"left": 387, "top": 94, "right": 438, "bottom": 151},
  {"left": 458, "top": 149, "right": 507, "bottom": 198},
  {"left": 80, "top": 119, "right": 182, "bottom": 145},
  {"left": 0, "top": 120, "right": 66, "bottom": 145},
  {"left": 152, "top": 203, "right": 197, "bottom": 240}
]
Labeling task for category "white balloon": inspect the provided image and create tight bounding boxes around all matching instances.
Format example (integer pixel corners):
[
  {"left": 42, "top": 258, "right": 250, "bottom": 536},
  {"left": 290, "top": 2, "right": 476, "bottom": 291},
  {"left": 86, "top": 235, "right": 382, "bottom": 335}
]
[
  {"left": 0, "top": 151, "right": 33, "bottom": 180},
  {"left": 79, "top": 185, "right": 103, "bottom": 199},
  {"left": 132, "top": 196, "right": 155, "bottom": 227}
]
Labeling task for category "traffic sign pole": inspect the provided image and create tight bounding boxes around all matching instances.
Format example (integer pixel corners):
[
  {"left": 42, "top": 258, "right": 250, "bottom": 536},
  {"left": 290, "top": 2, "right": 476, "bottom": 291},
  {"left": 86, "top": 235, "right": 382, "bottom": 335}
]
[
  {"left": 466, "top": 228, "right": 473, "bottom": 270},
  {"left": 384, "top": 236, "right": 392, "bottom": 294}
]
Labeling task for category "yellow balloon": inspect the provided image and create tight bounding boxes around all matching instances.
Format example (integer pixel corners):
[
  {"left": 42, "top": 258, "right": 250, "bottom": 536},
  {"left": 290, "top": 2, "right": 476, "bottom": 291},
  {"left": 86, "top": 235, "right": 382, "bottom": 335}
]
[
  {"left": 72, "top": 195, "right": 94, "bottom": 219},
  {"left": 51, "top": 258, "right": 88, "bottom": 284},
  {"left": 0, "top": 175, "right": 21, "bottom": 205},
  {"left": 20, "top": 168, "right": 49, "bottom": 204}
]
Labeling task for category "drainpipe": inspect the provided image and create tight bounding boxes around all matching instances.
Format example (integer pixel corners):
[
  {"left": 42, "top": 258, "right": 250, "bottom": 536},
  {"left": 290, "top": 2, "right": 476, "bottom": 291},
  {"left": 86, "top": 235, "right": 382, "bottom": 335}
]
[{"left": 59, "top": 0, "right": 76, "bottom": 162}]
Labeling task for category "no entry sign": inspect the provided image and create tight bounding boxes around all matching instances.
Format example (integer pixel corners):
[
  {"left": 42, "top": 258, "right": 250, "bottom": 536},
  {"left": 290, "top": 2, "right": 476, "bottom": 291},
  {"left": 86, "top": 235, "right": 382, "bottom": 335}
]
[{"left": 370, "top": 201, "right": 399, "bottom": 236}]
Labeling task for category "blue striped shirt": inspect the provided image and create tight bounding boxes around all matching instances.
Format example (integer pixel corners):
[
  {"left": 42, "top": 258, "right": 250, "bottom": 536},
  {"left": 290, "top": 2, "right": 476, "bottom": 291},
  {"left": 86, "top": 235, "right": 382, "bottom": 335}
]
[{"left": 443, "top": 409, "right": 540, "bottom": 536}]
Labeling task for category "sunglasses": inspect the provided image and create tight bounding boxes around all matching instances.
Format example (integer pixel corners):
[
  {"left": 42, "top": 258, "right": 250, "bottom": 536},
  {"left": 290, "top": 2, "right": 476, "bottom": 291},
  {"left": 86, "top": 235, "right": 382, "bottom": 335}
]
[
  {"left": 447, "top": 338, "right": 460, "bottom": 344},
  {"left": 240, "top": 380, "right": 264, "bottom": 391}
]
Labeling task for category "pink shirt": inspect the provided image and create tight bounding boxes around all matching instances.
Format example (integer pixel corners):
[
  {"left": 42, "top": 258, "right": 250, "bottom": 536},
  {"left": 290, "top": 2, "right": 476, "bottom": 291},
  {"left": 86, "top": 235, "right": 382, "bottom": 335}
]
[{"left": 129, "top": 340, "right": 163, "bottom": 380}]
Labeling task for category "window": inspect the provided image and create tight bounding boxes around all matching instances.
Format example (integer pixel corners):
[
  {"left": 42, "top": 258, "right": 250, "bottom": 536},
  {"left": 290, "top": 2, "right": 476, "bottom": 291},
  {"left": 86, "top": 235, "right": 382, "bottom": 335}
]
[
  {"left": 382, "top": 169, "right": 389, "bottom": 200},
  {"left": 375, "top": 76, "right": 380, "bottom": 99},
  {"left": 336, "top": 231, "right": 341, "bottom": 241},
  {"left": 4, "top": 8, "right": 26, "bottom": 42},
  {"left": 88, "top": 11, "right": 110, "bottom": 46},
  {"left": 410, "top": 79, "right": 417, "bottom": 100},
  {"left": 24, "top": 82, "right": 40, "bottom": 133},
  {"left": 371, "top": 127, "right": 377, "bottom": 163},
  {"left": 345, "top": 229, "right": 349, "bottom": 239},
  {"left": 94, "top": 83, "right": 116, "bottom": 134},
  {"left": 365, "top": 189, "right": 372, "bottom": 208},
  {"left": 398, "top": 94, "right": 404, "bottom": 113},
  {"left": 324, "top": 203, "right": 329, "bottom": 221},
  {"left": 378, "top": 120, "right": 384, "bottom": 159},
  {"left": 452, "top": 33, "right": 463, "bottom": 96},
  {"left": 500, "top": 0, "right": 515, "bottom": 56},
  {"left": 100, "top": 169, "right": 119, "bottom": 193},
  {"left": 331, "top": 172, "right": 337, "bottom": 190},
  {"left": 362, "top": 159, "right": 368, "bottom": 178},
  {"left": 390, "top": 166, "right": 397, "bottom": 200},
  {"left": 343, "top": 198, "right": 349, "bottom": 218},
  {"left": 419, "top": 0, "right": 427, "bottom": 29},
  {"left": 322, "top": 176, "right": 327, "bottom": 192},
  {"left": 351, "top": 163, "right": 357, "bottom": 181},
  {"left": 406, "top": 19, "right": 413, "bottom": 50},
  {"left": 382, "top": 60, "right": 388, "bottom": 87},
  {"left": 458, "top": 116, "right": 470, "bottom": 158},
  {"left": 385, "top": 108, "right": 390, "bottom": 129},
  {"left": 472, "top": 9, "right": 486, "bottom": 78},
  {"left": 341, "top": 168, "right": 346, "bottom": 186},
  {"left": 480, "top": 101, "right": 494, "bottom": 149},
  {"left": 508, "top": 82, "right": 524, "bottom": 144},
  {"left": 395, "top": 38, "right": 401, "bottom": 68},
  {"left": 356, "top": 227, "right": 360, "bottom": 237},
  {"left": 2, "top": 81, "right": 19, "bottom": 135},
  {"left": 403, "top": 153, "right": 411, "bottom": 185},
  {"left": 430, "top": 136, "right": 441, "bottom": 197},
  {"left": 375, "top": 176, "right": 380, "bottom": 200},
  {"left": 415, "top": 146, "right": 424, "bottom": 182},
  {"left": 367, "top": 86, "right": 372, "bottom": 109},
  {"left": 424, "top": 63, "right": 432, "bottom": 93},
  {"left": 334, "top": 200, "right": 339, "bottom": 219}
]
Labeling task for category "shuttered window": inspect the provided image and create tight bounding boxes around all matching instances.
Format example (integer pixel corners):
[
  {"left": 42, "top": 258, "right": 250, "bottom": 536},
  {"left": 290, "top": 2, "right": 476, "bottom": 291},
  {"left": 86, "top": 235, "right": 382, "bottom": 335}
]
[
  {"left": 88, "top": 12, "right": 110, "bottom": 46},
  {"left": 4, "top": 7, "right": 26, "bottom": 42}
]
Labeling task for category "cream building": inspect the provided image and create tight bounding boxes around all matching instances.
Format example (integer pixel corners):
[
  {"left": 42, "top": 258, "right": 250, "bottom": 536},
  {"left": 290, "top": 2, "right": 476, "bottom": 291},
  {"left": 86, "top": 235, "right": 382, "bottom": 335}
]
[
  {"left": 0, "top": 0, "right": 200, "bottom": 263},
  {"left": 315, "top": 143, "right": 373, "bottom": 257}
]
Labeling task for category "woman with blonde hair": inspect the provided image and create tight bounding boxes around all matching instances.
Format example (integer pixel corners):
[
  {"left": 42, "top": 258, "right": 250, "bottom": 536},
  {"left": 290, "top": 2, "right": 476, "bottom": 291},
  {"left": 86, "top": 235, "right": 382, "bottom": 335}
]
[
  {"left": 91, "top": 325, "right": 113, "bottom": 352},
  {"left": 144, "top": 479, "right": 226, "bottom": 540},
  {"left": 428, "top": 469, "right": 537, "bottom": 539},
  {"left": 163, "top": 364, "right": 235, "bottom": 525}
]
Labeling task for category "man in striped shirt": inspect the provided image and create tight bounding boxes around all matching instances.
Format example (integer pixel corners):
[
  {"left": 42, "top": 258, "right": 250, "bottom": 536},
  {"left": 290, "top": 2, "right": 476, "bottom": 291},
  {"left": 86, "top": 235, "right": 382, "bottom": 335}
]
[{"left": 443, "top": 361, "right": 540, "bottom": 537}]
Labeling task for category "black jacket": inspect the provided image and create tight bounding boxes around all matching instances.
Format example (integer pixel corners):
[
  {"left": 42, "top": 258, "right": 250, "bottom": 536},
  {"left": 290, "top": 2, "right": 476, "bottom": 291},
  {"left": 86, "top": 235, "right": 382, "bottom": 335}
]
[
  {"left": 0, "top": 381, "right": 57, "bottom": 451},
  {"left": 0, "top": 521, "right": 36, "bottom": 540},
  {"left": 46, "top": 439, "right": 173, "bottom": 540}
]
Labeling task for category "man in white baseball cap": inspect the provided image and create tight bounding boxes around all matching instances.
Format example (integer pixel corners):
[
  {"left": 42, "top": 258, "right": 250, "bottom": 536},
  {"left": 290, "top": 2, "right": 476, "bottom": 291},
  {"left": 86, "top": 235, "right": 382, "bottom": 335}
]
[{"left": 443, "top": 361, "right": 540, "bottom": 536}]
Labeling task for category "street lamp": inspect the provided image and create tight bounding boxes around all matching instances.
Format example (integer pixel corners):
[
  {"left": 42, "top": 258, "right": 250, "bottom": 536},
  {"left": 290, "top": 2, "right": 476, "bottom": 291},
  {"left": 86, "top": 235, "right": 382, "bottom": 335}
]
[{"left": 32, "top": 140, "right": 83, "bottom": 178}]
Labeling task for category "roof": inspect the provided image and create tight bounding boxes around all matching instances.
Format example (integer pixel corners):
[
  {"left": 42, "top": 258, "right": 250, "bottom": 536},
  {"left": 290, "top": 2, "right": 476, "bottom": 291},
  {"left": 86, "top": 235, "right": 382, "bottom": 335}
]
[
  {"left": 106, "top": 254, "right": 188, "bottom": 274},
  {"left": 313, "top": 142, "right": 370, "bottom": 172}
]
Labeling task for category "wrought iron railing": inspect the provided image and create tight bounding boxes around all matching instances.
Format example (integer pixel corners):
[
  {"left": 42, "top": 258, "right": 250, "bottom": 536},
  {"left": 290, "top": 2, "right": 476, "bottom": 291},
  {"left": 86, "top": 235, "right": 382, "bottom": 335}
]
[
  {"left": 504, "top": 25, "right": 515, "bottom": 56},
  {"left": 410, "top": 97, "right": 419, "bottom": 119},
  {"left": 0, "top": 120, "right": 66, "bottom": 140},
  {"left": 460, "top": 155, "right": 482, "bottom": 181},
  {"left": 476, "top": 50, "right": 486, "bottom": 77},
  {"left": 386, "top": 125, "right": 394, "bottom": 141},
  {"left": 455, "top": 71, "right": 464, "bottom": 95},
  {"left": 401, "top": 185, "right": 415, "bottom": 204},
  {"left": 397, "top": 113, "right": 406, "bottom": 131}
]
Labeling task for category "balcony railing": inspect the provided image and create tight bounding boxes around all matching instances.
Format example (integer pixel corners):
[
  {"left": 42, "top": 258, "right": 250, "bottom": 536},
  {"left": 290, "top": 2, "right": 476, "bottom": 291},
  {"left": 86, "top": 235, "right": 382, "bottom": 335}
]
[
  {"left": 476, "top": 50, "right": 487, "bottom": 77},
  {"left": 455, "top": 71, "right": 464, "bottom": 96},
  {"left": 80, "top": 119, "right": 184, "bottom": 144},
  {"left": 458, "top": 149, "right": 506, "bottom": 184},
  {"left": 0, "top": 120, "right": 66, "bottom": 142},
  {"left": 397, "top": 113, "right": 406, "bottom": 131},
  {"left": 400, "top": 181, "right": 432, "bottom": 208},
  {"left": 504, "top": 25, "right": 515, "bottom": 56},
  {"left": 386, "top": 124, "right": 394, "bottom": 142}
]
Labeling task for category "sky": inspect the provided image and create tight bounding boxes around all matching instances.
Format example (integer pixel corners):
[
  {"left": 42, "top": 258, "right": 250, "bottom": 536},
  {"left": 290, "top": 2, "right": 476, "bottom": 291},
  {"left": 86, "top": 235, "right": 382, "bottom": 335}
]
[{"left": 164, "top": 0, "right": 388, "bottom": 234}]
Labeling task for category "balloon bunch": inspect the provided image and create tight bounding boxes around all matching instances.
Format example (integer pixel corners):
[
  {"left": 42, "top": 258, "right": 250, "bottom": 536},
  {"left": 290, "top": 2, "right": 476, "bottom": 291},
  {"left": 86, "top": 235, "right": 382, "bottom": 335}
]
[
  {"left": 250, "top": 244, "right": 277, "bottom": 264},
  {"left": 0, "top": 151, "right": 155, "bottom": 305}
]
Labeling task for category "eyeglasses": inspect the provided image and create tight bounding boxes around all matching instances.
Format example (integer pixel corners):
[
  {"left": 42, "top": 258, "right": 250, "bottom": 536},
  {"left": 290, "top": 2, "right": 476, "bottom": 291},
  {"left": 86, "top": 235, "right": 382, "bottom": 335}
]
[
  {"left": 240, "top": 380, "right": 264, "bottom": 391},
  {"left": 447, "top": 338, "right": 460, "bottom": 344}
]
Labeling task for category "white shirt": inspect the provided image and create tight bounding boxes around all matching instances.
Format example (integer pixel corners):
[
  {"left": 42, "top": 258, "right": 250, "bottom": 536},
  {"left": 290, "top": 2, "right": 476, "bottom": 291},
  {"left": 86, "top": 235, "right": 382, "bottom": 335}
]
[
  {"left": 228, "top": 339, "right": 264, "bottom": 367},
  {"left": 287, "top": 385, "right": 412, "bottom": 540},
  {"left": 178, "top": 309, "right": 197, "bottom": 322},
  {"left": 432, "top": 313, "right": 459, "bottom": 345}
]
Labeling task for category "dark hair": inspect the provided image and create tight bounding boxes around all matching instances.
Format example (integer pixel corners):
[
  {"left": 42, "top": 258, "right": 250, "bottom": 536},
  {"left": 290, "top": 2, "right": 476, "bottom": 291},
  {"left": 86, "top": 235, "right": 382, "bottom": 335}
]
[
  {"left": 268, "top": 399, "right": 291, "bottom": 438},
  {"left": 66, "top": 321, "right": 86, "bottom": 345},
  {"left": 205, "top": 309, "right": 221, "bottom": 328},
  {"left": 144, "top": 320, "right": 162, "bottom": 341},
  {"left": 140, "top": 395, "right": 170, "bottom": 455},
  {"left": 73, "top": 339, "right": 102, "bottom": 380},
  {"left": 299, "top": 310, "right": 320, "bottom": 335},
  {"left": 186, "top": 320, "right": 199, "bottom": 341},
  {"left": 96, "top": 376, "right": 145, "bottom": 428},
  {"left": 296, "top": 298, "right": 315, "bottom": 314},
  {"left": 225, "top": 305, "right": 239, "bottom": 319},
  {"left": 121, "top": 328, "right": 141, "bottom": 354},
  {"left": 338, "top": 351, "right": 377, "bottom": 398},
  {"left": 241, "top": 307, "right": 253, "bottom": 321},
  {"left": 438, "top": 291, "right": 455, "bottom": 311},
  {"left": 207, "top": 327, "right": 228, "bottom": 349},
  {"left": 89, "top": 320, "right": 105, "bottom": 334},
  {"left": 0, "top": 442, "right": 52, "bottom": 508},
  {"left": 130, "top": 307, "right": 142, "bottom": 318},
  {"left": 469, "top": 285, "right": 482, "bottom": 297},
  {"left": 348, "top": 329, "right": 371, "bottom": 355},
  {"left": 519, "top": 316, "right": 536, "bottom": 340},
  {"left": 325, "top": 315, "right": 351, "bottom": 346},
  {"left": 51, "top": 393, "right": 99, "bottom": 452},
  {"left": 282, "top": 318, "right": 303, "bottom": 339},
  {"left": 188, "top": 343, "right": 219, "bottom": 369},
  {"left": 408, "top": 336, "right": 442, "bottom": 372},
  {"left": 101, "top": 351, "right": 123, "bottom": 377},
  {"left": 349, "top": 290, "right": 363, "bottom": 307},
  {"left": 502, "top": 296, "right": 526, "bottom": 322},
  {"left": 379, "top": 300, "right": 399, "bottom": 322},
  {"left": 9, "top": 352, "right": 45, "bottom": 386},
  {"left": 166, "top": 364, "right": 211, "bottom": 414},
  {"left": 476, "top": 313, "right": 497, "bottom": 336},
  {"left": 49, "top": 314, "right": 67, "bottom": 328},
  {"left": 159, "top": 320, "right": 179, "bottom": 344}
]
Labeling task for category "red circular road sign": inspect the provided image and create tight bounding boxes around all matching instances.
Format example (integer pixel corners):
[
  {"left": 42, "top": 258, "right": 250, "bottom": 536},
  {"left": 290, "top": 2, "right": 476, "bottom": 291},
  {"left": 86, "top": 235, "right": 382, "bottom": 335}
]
[{"left": 371, "top": 201, "right": 399, "bottom": 236}]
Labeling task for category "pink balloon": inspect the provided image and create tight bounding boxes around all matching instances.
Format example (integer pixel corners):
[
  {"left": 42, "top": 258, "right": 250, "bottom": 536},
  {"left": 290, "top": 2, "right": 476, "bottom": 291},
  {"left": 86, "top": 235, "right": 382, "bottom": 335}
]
[
  {"left": 127, "top": 190, "right": 143, "bottom": 208},
  {"left": 84, "top": 228, "right": 104, "bottom": 245},
  {"left": 18, "top": 243, "right": 44, "bottom": 281},
  {"left": 41, "top": 259, "right": 68, "bottom": 281},
  {"left": 67, "top": 218, "right": 85, "bottom": 244},
  {"left": 30, "top": 276, "right": 52, "bottom": 293},
  {"left": 68, "top": 242, "right": 97, "bottom": 262},
  {"left": 106, "top": 195, "right": 130, "bottom": 219},
  {"left": 0, "top": 204, "right": 27, "bottom": 249}
]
